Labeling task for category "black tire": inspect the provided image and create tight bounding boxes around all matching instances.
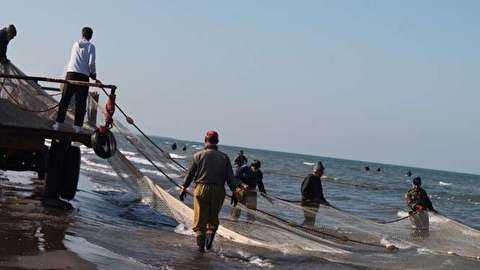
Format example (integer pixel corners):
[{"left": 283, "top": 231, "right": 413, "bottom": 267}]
[
  {"left": 45, "top": 141, "right": 68, "bottom": 199},
  {"left": 60, "top": 146, "right": 81, "bottom": 200},
  {"left": 91, "top": 130, "right": 117, "bottom": 159}
]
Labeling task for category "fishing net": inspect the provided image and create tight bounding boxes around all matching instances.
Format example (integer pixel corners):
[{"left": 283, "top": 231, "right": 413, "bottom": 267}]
[{"left": 2, "top": 62, "right": 479, "bottom": 269}]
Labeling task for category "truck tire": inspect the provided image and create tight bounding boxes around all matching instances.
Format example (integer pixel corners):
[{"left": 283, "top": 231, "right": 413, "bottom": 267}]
[
  {"left": 44, "top": 141, "right": 67, "bottom": 199},
  {"left": 60, "top": 146, "right": 81, "bottom": 200},
  {"left": 36, "top": 146, "right": 48, "bottom": 180}
]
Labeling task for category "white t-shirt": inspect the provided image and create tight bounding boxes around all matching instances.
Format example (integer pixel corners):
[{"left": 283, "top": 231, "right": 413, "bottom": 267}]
[{"left": 65, "top": 39, "right": 96, "bottom": 77}]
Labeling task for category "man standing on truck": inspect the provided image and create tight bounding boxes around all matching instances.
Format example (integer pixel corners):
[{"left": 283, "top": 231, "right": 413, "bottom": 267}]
[
  {"left": 179, "top": 130, "right": 242, "bottom": 252},
  {"left": 53, "top": 27, "right": 97, "bottom": 133},
  {"left": 0, "top": 24, "right": 17, "bottom": 64}
]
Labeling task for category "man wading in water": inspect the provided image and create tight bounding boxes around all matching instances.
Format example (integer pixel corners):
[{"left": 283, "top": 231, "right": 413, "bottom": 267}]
[
  {"left": 405, "top": 177, "right": 437, "bottom": 231},
  {"left": 231, "top": 160, "right": 267, "bottom": 221},
  {"left": 301, "top": 161, "right": 330, "bottom": 226},
  {"left": 180, "top": 130, "right": 242, "bottom": 252}
]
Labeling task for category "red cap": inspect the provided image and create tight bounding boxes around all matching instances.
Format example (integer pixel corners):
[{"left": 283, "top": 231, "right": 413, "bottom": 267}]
[
  {"left": 205, "top": 130, "right": 219, "bottom": 144},
  {"left": 206, "top": 130, "right": 218, "bottom": 139}
]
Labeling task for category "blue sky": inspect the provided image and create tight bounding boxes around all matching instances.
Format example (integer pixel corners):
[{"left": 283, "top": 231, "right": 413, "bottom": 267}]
[{"left": 3, "top": 1, "right": 479, "bottom": 174}]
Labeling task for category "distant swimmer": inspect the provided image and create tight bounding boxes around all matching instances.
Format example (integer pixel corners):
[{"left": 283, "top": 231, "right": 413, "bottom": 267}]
[
  {"left": 53, "top": 27, "right": 97, "bottom": 133},
  {"left": 301, "top": 161, "right": 330, "bottom": 226},
  {"left": 182, "top": 145, "right": 187, "bottom": 151},
  {"left": 171, "top": 142, "right": 177, "bottom": 151},
  {"left": 377, "top": 168, "right": 382, "bottom": 172},
  {"left": 180, "top": 130, "right": 241, "bottom": 252},
  {"left": 365, "top": 166, "right": 370, "bottom": 171},
  {"left": 405, "top": 177, "right": 438, "bottom": 230},
  {"left": 0, "top": 24, "right": 16, "bottom": 64},
  {"left": 234, "top": 150, "right": 248, "bottom": 168},
  {"left": 231, "top": 160, "right": 266, "bottom": 220},
  {"left": 406, "top": 171, "right": 413, "bottom": 177}
]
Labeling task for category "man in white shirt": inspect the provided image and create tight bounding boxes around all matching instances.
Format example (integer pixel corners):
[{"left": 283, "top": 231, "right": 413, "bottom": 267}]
[{"left": 53, "top": 27, "right": 97, "bottom": 132}]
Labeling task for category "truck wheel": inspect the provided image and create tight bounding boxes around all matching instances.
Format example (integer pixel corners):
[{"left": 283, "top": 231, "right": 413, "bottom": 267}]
[
  {"left": 44, "top": 141, "right": 67, "bottom": 199},
  {"left": 60, "top": 146, "right": 80, "bottom": 200},
  {"left": 36, "top": 146, "right": 48, "bottom": 180}
]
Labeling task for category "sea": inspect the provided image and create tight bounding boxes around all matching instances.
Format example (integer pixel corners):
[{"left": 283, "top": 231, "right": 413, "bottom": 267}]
[{"left": 1, "top": 135, "right": 479, "bottom": 270}]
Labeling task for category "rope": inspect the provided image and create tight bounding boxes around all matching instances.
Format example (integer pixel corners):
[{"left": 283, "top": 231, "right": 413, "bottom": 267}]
[{"left": 0, "top": 77, "right": 60, "bottom": 113}]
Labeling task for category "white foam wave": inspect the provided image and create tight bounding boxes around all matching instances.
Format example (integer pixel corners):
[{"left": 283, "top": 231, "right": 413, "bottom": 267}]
[
  {"left": 397, "top": 211, "right": 409, "bottom": 218},
  {"left": 169, "top": 153, "right": 186, "bottom": 159},
  {"left": 174, "top": 224, "right": 194, "bottom": 236},
  {"left": 126, "top": 156, "right": 170, "bottom": 170},
  {"left": 81, "top": 166, "right": 118, "bottom": 177},
  {"left": 139, "top": 168, "right": 181, "bottom": 180},
  {"left": 439, "top": 181, "right": 452, "bottom": 186},
  {"left": 236, "top": 251, "right": 274, "bottom": 268},
  {"left": 303, "top": 162, "right": 314, "bottom": 166},
  {"left": 119, "top": 149, "right": 139, "bottom": 157},
  {"left": 381, "top": 238, "right": 411, "bottom": 249},
  {"left": 81, "top": 157, "right": 111, "bottom": 170}
]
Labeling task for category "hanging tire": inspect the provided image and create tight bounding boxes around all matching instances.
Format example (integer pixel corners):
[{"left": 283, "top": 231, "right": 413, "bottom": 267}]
[
  {"left": 60, "top": 146, "right": 81, "bottom": 200},
  {"left": 91, "top": 129, "right": 117, "bottom": 159},
  {"left": 44, "top": 141, "right": 68, "bottom": 199}
]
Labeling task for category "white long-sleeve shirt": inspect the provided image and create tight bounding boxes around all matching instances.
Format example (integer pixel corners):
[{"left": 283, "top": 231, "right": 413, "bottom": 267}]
[{"left": 65, "top": 38, "right": 96, "bottom": 77}]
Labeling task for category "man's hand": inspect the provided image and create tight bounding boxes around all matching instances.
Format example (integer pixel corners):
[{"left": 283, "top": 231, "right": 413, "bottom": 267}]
[
  {"left": 230, "top": 186, "right": 243, "bottom": 207},
  {"left": 179, "top": 186, "right": 188, "bottom": 201}
]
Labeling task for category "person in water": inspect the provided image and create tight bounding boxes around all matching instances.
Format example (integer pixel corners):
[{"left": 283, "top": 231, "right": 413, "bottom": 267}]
[
  {"left": 231, "top": 160, "right": 266, "bottom": 220},
  {"left": 234, "top": 150, "right": 248, "bottom": 168},
  {"left": 171, "top": 142, "right": 177, "bottom": 151},
  {"left": 406, "top": 171, "right": 413, "bottom": 177},
  {"left": 405, "top": 177, "right": 438, "bottom": 214},
  {"left": 180, "top": 130, "right": 241, "bottom": 252},
  {"left": 53, "top": 27, "right": 97, "bottom": 133},
  {"left": 365, "top": 166, "right": 370, "bottom": 171},
  {"left": 301, "top": 161, "right": 330, "bottom": 226},
  {"left": 182, "top": 145, "right": 187, "bottom": 151},
  {"left": 0, "top": 24, "right": 16, "bottom": 64}
]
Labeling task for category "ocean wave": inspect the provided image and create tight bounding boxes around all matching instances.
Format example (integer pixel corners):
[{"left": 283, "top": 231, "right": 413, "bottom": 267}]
[
  {"left": 397, "top": 211, "right": 409, "bottom": 218},
  {"left": 439, "top": 181, "right": 452, "bottom": 186},
  {"left": 303, "top": 162, "right": 315, "bottom": 166},
  {"left": 81, "top": 165, "right": 118, "bottom": 177},
  {"left": 81, "top": 157, "right": 111, "bottom": 170},
  {"left": 169, "top": 153, "right": 186, "bottom": 159},
  {"left": 126, "top": 156, "right": 170, "bottom": 170},
  {"left": 119, "top": 149, "right": 139, "bottom": 157},
  {"left": 236, "top": 251, "right": 274, "bottom": 268},
  {"left": 174, "top": 224, "right": 195, "bottom": 236}
]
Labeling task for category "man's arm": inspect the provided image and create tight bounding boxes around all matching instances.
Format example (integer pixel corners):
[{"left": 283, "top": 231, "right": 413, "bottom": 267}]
[
  {"left": 225, "top": 158, "right": 240, "bottom": 191},
  {"left": 422, "top": 190, "right": 436, "bottom": 212},
  {"left": 88, "top": 44, "right": 96, "bottom": 80},
  {"left": 0, "top": 32, "right": 8, "bottom": 63},
  {"left": 182, "top": 158, "right": 198, "bottom": 189},
  {"left": 301, "top": 176, "right": 311, "bottom": 198},
  {"left": 257, "top": 171, "right": 266, "bottom": 194},
  {"left": 317, "top": 180, "right": 329, "bottom": 205}
]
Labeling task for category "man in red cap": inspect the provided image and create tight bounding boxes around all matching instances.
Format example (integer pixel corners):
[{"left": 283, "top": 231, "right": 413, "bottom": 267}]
[{"left": 180, "top": 130, "right": 241, "bottom": 252}]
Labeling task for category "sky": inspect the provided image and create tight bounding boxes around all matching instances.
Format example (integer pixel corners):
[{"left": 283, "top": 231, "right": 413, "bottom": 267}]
[{"left": 3, "top": 1, "right": 479, "bottom": 175}]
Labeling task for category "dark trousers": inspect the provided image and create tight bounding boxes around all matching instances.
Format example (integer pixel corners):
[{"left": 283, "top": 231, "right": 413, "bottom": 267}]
[
  {"left": 301, "top": 201, "right": 319, "bottom": 227},
  {"left": 55, "top": 72, "right": 90, "bottom": 127}
]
